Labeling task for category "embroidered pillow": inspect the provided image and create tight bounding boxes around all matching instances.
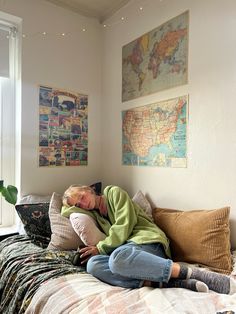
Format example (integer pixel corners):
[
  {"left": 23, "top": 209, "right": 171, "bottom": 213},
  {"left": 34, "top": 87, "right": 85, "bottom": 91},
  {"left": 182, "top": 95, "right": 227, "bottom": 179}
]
[{"left": 15, "top": 197, "right": 51, "bottom": 248}]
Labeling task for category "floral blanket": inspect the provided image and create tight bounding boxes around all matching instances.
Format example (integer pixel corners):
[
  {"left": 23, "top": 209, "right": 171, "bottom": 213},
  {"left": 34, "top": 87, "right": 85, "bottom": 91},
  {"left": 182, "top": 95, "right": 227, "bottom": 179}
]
[{"left": 0, "top": 235, "right": 84, "bottom": 314}]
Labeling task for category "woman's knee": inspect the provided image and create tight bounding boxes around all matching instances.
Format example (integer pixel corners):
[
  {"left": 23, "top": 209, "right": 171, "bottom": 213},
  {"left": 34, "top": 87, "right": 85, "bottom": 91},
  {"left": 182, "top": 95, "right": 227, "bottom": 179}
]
[{"left": 109, "top": 245, "right": 134, "bottom": 274}]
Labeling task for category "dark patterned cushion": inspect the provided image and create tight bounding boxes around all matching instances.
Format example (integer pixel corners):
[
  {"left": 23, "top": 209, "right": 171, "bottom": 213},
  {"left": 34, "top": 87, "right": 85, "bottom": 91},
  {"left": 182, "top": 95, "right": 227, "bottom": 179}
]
[
  {"left": 15, "top": 203, "right": 51, "bottom": 248},
  {"left": 90, "top": 182, "right": 102, "bottom": 195}
]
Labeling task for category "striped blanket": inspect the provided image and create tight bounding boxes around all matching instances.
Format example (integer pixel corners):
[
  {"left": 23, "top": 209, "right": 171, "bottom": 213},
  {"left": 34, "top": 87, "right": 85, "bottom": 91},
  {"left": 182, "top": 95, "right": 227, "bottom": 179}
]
[{"left": 26, "top": 272, "right": 236, "bottom": 314}]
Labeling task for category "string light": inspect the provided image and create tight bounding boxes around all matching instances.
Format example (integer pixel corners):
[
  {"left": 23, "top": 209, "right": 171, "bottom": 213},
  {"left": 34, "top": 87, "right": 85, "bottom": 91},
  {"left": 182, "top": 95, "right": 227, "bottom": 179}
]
[
  {"left": 102, "top": 0, "right": 152, "bottom": 30},
  {"left": 19, "top": 0, "right": 161, "bottom": 36}
]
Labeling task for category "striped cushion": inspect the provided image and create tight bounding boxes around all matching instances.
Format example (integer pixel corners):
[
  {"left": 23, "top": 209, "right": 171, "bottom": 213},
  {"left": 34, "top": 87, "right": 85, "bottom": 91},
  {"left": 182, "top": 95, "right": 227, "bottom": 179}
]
[{"left": 47, "top": 192, "right": 83, "bottom": 250}]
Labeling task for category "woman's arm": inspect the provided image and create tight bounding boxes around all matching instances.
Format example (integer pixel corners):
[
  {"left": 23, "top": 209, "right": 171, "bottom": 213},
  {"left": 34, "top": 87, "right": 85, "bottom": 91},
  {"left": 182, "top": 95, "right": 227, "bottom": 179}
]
[{"left": 96, "top": 186, "right": 138, "bottom": 254}]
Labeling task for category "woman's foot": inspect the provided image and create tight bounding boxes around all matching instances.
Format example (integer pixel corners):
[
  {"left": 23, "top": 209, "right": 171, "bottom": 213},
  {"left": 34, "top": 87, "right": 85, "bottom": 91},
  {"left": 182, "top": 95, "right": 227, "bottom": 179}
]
[
  {"left": 178, "top": 264, "right": 230, "bottom": 294},
  {"left": 162, "top": 278, "right": 209, "bottom": 292}
]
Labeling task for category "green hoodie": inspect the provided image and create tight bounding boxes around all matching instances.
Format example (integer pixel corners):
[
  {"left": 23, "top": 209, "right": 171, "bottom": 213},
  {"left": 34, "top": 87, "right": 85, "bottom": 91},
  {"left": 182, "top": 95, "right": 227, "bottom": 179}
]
[{"left": 61, "top": 185, "right": 171, "bottom": 257}]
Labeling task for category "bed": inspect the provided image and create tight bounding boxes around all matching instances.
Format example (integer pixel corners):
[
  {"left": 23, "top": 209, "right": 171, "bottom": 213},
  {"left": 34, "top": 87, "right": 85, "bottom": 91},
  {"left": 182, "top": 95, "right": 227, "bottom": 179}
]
[{"left": 0, "top": 189, "right": 236, "bottom": 313}]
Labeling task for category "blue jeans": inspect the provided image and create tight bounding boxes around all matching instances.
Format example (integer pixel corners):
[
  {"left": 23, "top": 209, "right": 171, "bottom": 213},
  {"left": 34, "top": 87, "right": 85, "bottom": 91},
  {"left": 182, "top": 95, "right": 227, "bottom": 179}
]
[{"left": 86, "top": 242, "right": 173, "bottom": 288}]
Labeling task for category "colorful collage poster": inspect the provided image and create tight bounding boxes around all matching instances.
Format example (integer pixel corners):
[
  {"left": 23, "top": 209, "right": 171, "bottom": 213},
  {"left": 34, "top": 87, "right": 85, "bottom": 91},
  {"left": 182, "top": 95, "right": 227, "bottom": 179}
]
[{"left": 38, "top": 85, "right": 88, "bottom": 167}]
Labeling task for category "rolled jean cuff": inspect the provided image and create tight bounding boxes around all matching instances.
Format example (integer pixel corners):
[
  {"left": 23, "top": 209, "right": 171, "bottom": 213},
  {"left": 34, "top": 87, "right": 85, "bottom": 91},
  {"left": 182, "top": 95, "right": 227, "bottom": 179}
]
[
  {"left": 138, "top": 259, "right": 173, "bottom": 287},
  {"left": 164, "top": 259, "right": 173, "bottom": 283}
]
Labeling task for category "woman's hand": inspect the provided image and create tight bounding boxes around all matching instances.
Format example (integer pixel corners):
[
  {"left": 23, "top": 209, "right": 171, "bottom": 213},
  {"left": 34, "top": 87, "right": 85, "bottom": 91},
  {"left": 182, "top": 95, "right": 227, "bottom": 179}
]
[{"left": 79, "top": 245, "right": 99, "bottom": 264}]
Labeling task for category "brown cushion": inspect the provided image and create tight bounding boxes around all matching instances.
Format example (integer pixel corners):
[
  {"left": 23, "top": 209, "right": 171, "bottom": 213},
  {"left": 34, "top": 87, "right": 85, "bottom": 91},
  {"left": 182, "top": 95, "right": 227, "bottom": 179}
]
[
  {"left": 153, "top": 206, "right": 232, "bottom": 274},
  {"left": 47, "top": 192, "right": 83, "bottom": 250}
]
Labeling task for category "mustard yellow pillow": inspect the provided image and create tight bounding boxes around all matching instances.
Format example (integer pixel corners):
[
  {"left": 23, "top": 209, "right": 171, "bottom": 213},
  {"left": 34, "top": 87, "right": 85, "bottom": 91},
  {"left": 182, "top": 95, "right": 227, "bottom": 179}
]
[{"left": 152, "top": 206, "right": 232, "bottom": 274}]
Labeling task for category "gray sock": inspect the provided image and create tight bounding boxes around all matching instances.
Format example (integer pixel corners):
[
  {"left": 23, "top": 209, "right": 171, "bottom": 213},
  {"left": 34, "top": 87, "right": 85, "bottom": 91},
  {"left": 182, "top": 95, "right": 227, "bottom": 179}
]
[
  {"left": 178, "top": 264, "right": 190, "bottom": 279},
  {"left": 162, "top": 278, "right": 209, "bottom": 293},
  {"left": 189, "top": 268, "right": 230, "bottom": 294}
]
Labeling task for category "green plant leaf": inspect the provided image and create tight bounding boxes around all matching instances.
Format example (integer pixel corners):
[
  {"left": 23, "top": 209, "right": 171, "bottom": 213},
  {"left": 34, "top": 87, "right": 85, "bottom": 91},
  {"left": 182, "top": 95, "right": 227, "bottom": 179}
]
[{"left": 1, "top": 185, "right": 18, "bottom": 205}]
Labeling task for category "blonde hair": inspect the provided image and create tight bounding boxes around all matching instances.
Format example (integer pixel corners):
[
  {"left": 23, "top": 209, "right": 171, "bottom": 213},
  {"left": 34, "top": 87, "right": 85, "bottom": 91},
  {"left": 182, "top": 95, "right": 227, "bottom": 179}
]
[{"left": 62, "top": 185, "right": 95, "bottom": 207}]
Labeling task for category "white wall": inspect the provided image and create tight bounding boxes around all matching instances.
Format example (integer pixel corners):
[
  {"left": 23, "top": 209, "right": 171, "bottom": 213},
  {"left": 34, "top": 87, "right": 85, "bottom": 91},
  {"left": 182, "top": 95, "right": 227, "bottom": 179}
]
[
  {"left": 101, "top": 0, "right": 236, "bottom": 249},
  {"left": 0, "top": 0, "right": 103, "bottom": 195},
  {"left": 1, "top": 0, "right": 236, "bottom": 249}
]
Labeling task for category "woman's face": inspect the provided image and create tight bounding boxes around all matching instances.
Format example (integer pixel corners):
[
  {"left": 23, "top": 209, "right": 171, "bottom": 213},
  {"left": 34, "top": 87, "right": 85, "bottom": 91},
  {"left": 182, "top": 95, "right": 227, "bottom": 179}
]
[{"left": 68, "top": 187, "right": 96, "bottom": 210}]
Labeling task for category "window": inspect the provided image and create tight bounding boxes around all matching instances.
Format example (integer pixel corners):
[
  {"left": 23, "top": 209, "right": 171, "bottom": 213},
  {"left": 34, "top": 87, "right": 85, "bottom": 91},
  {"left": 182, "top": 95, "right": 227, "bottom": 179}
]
[{"left": 0, "top": 11, "right": 21, "bottom": 228}]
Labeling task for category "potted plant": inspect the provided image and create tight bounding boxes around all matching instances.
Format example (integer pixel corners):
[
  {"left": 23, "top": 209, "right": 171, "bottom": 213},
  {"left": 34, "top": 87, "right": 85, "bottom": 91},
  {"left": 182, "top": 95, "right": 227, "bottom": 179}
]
[{"left": 0, "top": 180, "right": 18, "bottom": 205}]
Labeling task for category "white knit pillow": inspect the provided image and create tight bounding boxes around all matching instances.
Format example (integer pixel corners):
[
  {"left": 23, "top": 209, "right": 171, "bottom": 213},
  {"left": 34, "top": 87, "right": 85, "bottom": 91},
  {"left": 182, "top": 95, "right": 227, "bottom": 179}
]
[{"left": 132, "top": 190, "right": 153, "bottom": 221}]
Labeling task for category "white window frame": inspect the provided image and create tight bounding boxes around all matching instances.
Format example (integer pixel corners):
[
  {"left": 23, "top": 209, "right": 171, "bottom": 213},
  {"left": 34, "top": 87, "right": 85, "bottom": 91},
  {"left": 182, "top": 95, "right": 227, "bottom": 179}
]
[{"left": 0, "top": 11, "right": 21, "bottom": 228}]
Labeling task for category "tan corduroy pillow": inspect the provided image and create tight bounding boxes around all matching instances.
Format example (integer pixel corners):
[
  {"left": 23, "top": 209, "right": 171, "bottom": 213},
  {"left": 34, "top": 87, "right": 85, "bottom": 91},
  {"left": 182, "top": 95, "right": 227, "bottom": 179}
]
[
  {"left": 47, "top": 192, "right": 83, "bottom": 250},
  {"left": 152, "top": 206, "right": 232, "bottom": 274}
]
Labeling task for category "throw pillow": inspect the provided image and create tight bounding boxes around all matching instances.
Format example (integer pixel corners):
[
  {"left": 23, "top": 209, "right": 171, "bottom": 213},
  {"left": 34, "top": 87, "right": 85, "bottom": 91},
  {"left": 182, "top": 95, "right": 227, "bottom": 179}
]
[
  {"left": 47, "top": 192, "right": 83, "bottom": 250},
  {"left": 19, "top": 194, "right": 52, "bottom": 204},
  {"left": 132, "top": 190, "right": 153, "bottom": 221},
  {"left": 15, "top": 197, "right": 52, "bottom": 248},
  {"left": 152, "top": 206, "right": 232, "bottom": 274},
  {"left": 90, "top": 182, "right": 102, "bottom": 195},
  {"left": 70, "top": 213, "right": 106, "bottom": 245}
]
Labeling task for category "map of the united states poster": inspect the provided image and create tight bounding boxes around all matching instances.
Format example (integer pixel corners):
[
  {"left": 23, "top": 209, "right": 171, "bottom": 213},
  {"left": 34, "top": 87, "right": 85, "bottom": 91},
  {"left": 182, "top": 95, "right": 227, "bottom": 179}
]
[{"left": 122, "top": 95, "right": 188, "bottom": 167}]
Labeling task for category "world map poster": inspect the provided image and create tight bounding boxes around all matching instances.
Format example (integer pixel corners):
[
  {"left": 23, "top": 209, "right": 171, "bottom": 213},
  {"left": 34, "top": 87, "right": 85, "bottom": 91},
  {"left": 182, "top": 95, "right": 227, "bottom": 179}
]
[
  {"left": 38, "top": 85, "right": 88, "bottom": 167},
  {"left": 122, "top": 95, "right": 188, "bottom": 167},
  {"left": 122, "top": 11, "right": 189, "bottom": 102}
]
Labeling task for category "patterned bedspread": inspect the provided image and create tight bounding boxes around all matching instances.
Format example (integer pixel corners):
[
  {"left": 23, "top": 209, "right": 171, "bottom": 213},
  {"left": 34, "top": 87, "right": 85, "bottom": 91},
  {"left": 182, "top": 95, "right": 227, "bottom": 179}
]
[
  {"left": 1, "top": 236, "right": 236, "bottom": 314},
  {"left": 0, "top": 235, "right": 84, "bottom": 314}
]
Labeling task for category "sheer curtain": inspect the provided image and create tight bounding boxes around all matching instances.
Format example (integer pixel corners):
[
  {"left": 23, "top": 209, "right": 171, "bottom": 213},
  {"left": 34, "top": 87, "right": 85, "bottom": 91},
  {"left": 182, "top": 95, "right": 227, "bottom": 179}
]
[{"left": 0, "top": 12, "right": 21, "bottom": 228}]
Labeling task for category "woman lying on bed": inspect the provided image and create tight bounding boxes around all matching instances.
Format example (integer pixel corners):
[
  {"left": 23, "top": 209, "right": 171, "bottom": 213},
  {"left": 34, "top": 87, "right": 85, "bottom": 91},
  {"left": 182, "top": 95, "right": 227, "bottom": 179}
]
[{"left": 61, "top": 185, "right": 230, "bottom": 294}]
